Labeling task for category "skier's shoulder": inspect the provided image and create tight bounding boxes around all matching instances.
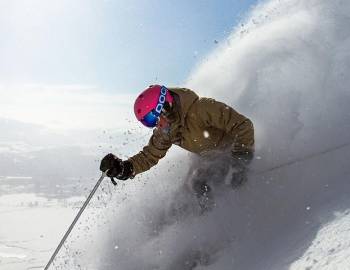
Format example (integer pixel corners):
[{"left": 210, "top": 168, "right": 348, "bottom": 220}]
[
  {"left": 189, "top": 96, "right": 220, "bottom": 114},
  {"left": 193, "top": 96, "right": 237, "bottom": 117},
  {"left": 168, "top": 87, "right": 199, "bottom": 103}
]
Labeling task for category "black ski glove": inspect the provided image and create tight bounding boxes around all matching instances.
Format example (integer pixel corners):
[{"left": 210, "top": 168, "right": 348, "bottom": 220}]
[{"left": 100, "top": 153, "right": 134, "bottom": 181}]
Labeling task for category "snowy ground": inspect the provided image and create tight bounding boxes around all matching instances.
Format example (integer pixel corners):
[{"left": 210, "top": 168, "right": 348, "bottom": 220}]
[
  {"left": 290, "top": 210, "right": 350, "bottom": 270},
  {"left": 3, "top": 145, "right": 349, "bottom": 270},
  {"left": 0, "top": 193, "right": 84, "bottom": 270},
  {"left": 71, "top": 144, "right": 350, "bottom": 270},
  {"left": 0, "top": 175, "right": 117, "bottom": 270}
]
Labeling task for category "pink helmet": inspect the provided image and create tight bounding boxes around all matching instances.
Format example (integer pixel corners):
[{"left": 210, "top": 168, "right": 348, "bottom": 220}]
[{"left": 134, "top": 85, "right": 174, "bottom": 127}]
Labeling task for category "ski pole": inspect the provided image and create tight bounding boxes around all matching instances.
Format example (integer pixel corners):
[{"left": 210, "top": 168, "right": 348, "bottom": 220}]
[{"left": 44, "top": 171, "right": 112, "bottom": 270}]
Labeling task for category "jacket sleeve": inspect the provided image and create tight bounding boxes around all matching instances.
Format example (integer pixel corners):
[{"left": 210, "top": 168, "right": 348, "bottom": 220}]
[
  {"left": 128, "top": 128, "right": 172, "bottom": 175},
  {"left": 196, "top": 98, "right": 255, "bottom": 154}
]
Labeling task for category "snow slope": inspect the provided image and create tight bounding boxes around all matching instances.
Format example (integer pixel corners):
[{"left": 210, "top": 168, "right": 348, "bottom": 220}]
[
  {"left": 54, "top": 0, "right": 350, "bottom": 269},
  {"left": 290, "top": 209, "right": 350, "bottom": 270}
]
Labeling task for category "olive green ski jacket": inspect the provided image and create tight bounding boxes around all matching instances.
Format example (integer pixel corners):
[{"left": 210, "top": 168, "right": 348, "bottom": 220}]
[{"left": 128, "top": 87, "right": 254, "bottom": 175}]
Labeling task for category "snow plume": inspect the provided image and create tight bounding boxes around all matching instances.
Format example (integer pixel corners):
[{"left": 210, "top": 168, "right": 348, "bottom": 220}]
[
  {"left": 187, "top": 0, "right": 350, "bottom": 166},
  {"left": 62, "top": 1, "right": 350, "bottom": 269}
]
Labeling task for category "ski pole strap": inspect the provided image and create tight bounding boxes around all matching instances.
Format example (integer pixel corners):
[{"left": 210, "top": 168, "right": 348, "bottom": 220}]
[{"left": 110, "top": 177, "right": 118, "bottom": 185}]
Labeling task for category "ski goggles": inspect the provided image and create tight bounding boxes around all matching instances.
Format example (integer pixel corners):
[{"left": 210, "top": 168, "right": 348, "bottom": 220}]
[
  {"left": 140, "top": 86, "right": 168, "bottom": 128},
  {"left": 141, "top": 109, "right": 160, "bottom": 128}
]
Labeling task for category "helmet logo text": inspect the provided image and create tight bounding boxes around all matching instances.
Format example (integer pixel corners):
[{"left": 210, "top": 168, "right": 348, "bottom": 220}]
[{"left": 155, "top": 86, "right": 167, "bottom": 115}]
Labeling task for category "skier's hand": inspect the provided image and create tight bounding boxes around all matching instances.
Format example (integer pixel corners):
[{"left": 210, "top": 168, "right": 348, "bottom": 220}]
[
  {"left": 100, "top": 153, "right": 122, "bottom": 176},
  {"left": 100, "top": 153, "right": 134, "bottom": 181}
]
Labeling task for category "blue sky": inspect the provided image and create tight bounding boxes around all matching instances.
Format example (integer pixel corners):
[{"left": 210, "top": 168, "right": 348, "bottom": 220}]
[{"left": 0, "top": 0, "right": 258, "bottom": 94}]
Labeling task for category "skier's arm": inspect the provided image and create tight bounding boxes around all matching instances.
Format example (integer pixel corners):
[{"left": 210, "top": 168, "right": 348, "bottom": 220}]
[
  {"left": 128, "top": 128, "right": 172, "bottom": 175},
  {"left": 196, "top": 98, "right": 255, "bottom": 154}
]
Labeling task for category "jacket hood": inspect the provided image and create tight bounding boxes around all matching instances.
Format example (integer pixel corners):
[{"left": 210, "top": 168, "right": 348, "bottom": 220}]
[{"left": 168, "top": 88, "right": 199, "bottom": 125}]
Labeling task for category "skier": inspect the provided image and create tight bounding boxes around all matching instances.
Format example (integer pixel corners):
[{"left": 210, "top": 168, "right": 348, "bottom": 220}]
[{"left": 100, "top": 85, "right": 254, "bottom": 203}]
